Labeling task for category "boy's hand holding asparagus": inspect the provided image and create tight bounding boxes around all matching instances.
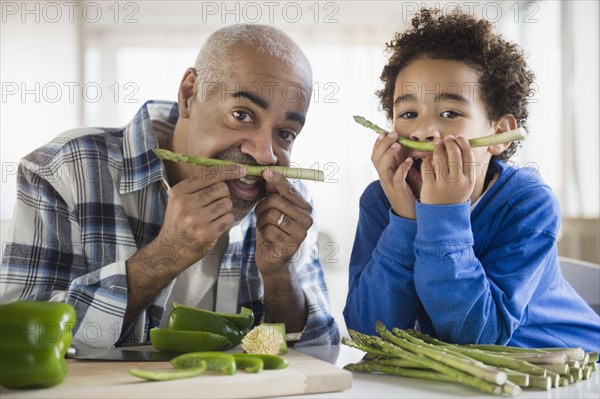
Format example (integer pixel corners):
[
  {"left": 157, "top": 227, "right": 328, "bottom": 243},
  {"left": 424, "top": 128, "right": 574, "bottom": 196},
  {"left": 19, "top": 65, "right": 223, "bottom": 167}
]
[{"left": 420, "top": 135, "right": 477, "bottom": 206}]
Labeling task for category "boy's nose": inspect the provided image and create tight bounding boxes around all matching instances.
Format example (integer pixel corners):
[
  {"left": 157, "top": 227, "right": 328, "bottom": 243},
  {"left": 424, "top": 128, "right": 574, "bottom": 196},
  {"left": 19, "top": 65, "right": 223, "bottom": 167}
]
[
  {"left": 409, "top": 127, "right": 441, "bottom": 142},
  {"left": 240, "top": 130, "right": 277, "bottom": 165}
]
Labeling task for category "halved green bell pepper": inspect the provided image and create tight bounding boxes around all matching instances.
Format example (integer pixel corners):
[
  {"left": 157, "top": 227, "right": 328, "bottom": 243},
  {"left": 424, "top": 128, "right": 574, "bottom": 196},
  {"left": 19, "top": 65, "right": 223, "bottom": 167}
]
[
  {"left": 167, "top": 303, "right": 251, "bottom": 346},
  {"left": 0, "top": 301, "right": 76, "bottom": 389},
  {"left": 150, "top": 328, "right": 232, "bottom": 352}
]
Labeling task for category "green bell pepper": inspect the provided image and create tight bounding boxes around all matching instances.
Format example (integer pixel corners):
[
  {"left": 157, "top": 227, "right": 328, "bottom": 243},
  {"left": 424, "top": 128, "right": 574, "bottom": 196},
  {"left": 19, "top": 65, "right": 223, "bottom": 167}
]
[
  {"left": 0, "top": 300, "right": 76, "bottom": 389},
  {"left": 150, "top": 328, "right": 232, "bottom": 352},
  {"left": 167, "top": 303, "right": 251, "bottom": 346}
]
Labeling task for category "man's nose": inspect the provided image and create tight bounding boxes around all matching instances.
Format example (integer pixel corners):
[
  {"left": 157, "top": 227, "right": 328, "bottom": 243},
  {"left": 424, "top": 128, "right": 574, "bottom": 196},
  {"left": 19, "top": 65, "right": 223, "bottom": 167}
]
[{"left": 240, "top": 130, "right": 277, "bottom": 165}]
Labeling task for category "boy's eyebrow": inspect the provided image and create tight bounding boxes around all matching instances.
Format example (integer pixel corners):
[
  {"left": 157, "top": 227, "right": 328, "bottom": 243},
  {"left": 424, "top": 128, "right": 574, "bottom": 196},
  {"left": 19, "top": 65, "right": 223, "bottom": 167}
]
[
  {"left": 436, "top": 92, "right": 470, "bottom": 104},
  {"left": 394, "top": 94, "right": 417, "bottom": 105},
  {"left": 394, "top": 92, "right": 470, "bottom": 105}
]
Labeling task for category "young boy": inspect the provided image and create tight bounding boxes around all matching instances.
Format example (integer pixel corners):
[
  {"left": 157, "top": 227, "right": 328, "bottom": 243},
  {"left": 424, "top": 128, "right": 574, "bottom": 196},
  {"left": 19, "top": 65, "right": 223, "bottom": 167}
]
[{"left": 343, "top": 9, "right": 599, "bottom": 352}]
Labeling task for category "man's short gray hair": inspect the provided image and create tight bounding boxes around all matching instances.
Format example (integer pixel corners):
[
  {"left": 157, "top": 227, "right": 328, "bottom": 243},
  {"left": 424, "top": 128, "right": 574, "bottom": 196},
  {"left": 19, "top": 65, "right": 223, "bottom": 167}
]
[{"left": 193, "top": 24, "right": 312, "bottom": 98}]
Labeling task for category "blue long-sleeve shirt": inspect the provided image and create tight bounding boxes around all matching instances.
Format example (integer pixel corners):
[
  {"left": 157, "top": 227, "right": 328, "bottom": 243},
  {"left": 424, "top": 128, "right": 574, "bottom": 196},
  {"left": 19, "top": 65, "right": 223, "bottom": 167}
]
[{"left": 344, "top": 159, "right": 600, "bottom": 353}]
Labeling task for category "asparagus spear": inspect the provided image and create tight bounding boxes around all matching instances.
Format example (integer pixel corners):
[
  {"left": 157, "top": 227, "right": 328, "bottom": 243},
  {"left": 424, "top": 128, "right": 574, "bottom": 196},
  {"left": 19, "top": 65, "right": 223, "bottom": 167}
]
[
  {"left": 465, "top": 344, "right": 586, "bottom": 362},
  {"left": 353, "top": 115, "right": 527, "bottom": 151},
  {"left": 341, "top": 336, "right": 390, "bottom": 357},
  {"left": 483, "top": 351, "right": 568, "bottom": 365},
  {"left": 527, "top": 375, "right": 553, "bottom": 390},
  {"left": 153, "top": 148, "right": 325, "bottom": 182},
  {"left": 367, "top": 357, "right": 430, "bottom": 369},
  {"left": 344, "top": 362, "right": 459, "bottom": 385},
  {"left": 542, "top": 364, "right": 569, "bottom": 374}
]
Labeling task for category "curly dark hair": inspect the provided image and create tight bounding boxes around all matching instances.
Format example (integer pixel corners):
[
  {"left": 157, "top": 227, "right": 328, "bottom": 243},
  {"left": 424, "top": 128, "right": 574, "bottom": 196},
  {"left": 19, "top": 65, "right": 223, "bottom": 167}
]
[{"left": 377, "top": 8, "right": 536, "bottom": 160}]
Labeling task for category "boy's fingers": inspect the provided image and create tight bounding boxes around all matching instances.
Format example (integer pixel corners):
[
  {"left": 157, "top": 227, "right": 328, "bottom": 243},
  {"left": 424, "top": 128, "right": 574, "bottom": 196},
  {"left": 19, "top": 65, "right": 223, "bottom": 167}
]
[
  {"left": 393, "top": 157, "right": 414, "bottom": 186},
  {"left": 421, "top": 156, "right": 437, "bottom": 183},
  {"left": 455, "top": 136, "right": 476, "bottom": 181},
  {"left": 443, "top": 135, "right": 462, "bottom": 166},
  {"left": 432, "top": 137, "right": 447, "bottom": 171},
  {"left": 372, "top": 131, "right": 398, "bottom": 162}
]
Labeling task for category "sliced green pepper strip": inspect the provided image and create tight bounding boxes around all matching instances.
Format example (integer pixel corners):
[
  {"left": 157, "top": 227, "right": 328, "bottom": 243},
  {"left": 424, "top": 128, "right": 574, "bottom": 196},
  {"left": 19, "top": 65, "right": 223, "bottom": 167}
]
[
  {"left": 171, "top": 352, "right": 237, "bottom": 375},
  {"left": 128, "top": 363, "right": 207, "bottom": 381},
  {"left": 232, "top": 354, "right": 264, "bottom": 373},
  {"left": 0, "top": 301, "right": 76, "bottom": 389},
  {"left": 237, "top": 353, "right": 289, "bottom": 370},
  {"left": 150, "top": 328, "right": 231, "bottom": 353},
  {"left": 168, "top": 303, "right": 244, "bottom": 346}
]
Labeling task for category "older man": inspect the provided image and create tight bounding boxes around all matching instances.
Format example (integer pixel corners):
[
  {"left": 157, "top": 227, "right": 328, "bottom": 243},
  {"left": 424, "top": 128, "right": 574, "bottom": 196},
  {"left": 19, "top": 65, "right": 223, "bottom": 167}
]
[{"left": 1, "top": 24, "right": 339, "bottom": 348}]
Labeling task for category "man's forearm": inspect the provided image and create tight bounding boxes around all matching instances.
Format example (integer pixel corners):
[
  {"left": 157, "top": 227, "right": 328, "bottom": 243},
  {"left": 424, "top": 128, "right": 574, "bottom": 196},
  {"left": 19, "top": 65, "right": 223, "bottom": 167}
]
[
  {"left": 262, "top": 267, "right": 307, "bottom": 333},
  {"left": 123, "top": 239, "right": 181, "bottom": 330}
]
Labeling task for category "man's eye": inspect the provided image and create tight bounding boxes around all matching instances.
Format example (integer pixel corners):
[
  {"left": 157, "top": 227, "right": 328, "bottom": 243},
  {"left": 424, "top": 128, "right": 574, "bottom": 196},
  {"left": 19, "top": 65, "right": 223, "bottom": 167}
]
[
  {"left": 278, "top": 130, "right": 297, "bottom": 142},
  {"left": 441, "top": 110, "right": 460, "bottom": 118},
  {"left": 232, "top": 111, "right": 252, "bottom": 122}
]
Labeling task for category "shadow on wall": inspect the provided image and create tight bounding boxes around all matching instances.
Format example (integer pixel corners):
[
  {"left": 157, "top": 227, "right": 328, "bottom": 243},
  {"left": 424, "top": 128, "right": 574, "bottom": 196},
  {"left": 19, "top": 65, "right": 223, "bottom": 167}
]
[
  {"left": 318, "top": 230, "right": 349, "bottom": 339},
  {"left": 560, "top": 257, "right": 600, "bottom": 315},
  {"left": 557, "top": 218, "right": 600, "bottom": 264},
  {"left": 1, "top": 220, "right": 10, "bottom": 259}
]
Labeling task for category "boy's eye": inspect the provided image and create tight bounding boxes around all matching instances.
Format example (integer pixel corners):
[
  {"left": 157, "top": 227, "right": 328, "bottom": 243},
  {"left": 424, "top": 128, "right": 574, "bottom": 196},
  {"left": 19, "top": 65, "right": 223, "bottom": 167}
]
[
  {"left": 441, "top": 110, "right": 460, "bottom": 118},
  {"left": 232, "top": 110, "right": 253, "bottom": 122},
  {"left": 399, "top": 111, "right": 417, "bottom": 119}
]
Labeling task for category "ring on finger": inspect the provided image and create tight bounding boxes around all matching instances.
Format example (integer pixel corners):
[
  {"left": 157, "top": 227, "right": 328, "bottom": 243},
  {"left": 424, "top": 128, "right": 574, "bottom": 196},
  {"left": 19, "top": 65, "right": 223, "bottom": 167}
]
[{"left": 276, "top": 212, "right": 285, "bottom": 228}]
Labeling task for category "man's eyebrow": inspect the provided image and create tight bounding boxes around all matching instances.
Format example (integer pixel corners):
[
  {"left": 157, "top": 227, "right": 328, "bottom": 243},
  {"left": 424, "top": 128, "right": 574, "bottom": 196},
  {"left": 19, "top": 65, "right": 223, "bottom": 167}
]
[
  {"left": 286, "top": 112, "right": 305, "bottom": 126},
  {"left": 231, "top": 91, "right": 269, "bottom": 110},
  {"left": 230, "top": 90, "right": 305, "bottom": 126}
]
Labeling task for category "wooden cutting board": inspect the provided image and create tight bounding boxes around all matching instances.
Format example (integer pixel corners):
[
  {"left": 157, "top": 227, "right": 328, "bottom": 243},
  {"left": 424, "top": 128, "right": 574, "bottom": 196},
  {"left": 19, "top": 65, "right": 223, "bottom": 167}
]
[{"left": 1, "top": 349, "right": 352, "bottom": 398}]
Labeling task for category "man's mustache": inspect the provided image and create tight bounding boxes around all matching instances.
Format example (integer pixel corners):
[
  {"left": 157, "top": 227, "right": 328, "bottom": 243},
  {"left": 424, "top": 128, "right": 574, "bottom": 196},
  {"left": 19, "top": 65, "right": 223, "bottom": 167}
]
[{"left": 216, "top": 147, "right": 267, "bottom": 167}]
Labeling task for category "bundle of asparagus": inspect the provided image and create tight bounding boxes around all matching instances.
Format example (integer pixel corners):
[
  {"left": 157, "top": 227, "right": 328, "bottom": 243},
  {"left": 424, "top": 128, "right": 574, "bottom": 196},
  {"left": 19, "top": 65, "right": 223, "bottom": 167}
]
[{"left": 342, "top": 321, "right": 598, "bottom": 397}]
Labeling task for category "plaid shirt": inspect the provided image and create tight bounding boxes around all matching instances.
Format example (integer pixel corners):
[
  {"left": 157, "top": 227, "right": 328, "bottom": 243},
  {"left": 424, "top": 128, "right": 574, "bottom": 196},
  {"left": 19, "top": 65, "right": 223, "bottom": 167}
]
[{"left": 1, "top": 100, "right": 339, "bottom": 348}]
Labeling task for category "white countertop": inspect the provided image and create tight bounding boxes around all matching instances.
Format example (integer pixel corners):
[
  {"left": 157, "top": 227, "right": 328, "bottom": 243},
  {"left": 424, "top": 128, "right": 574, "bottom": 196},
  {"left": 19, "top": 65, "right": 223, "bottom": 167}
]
[{"left": 293, "top": 344, "right": 600, "bottom": 398}]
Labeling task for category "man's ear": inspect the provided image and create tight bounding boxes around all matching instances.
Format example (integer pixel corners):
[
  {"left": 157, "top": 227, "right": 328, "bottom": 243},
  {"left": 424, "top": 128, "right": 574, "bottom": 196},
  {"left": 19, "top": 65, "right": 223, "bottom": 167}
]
[
  {"left": 488, "top": 114, "right": 518, "bottom": 156},
  {"left": 178, "top": 68, "right": 197, "bottom": 119}
]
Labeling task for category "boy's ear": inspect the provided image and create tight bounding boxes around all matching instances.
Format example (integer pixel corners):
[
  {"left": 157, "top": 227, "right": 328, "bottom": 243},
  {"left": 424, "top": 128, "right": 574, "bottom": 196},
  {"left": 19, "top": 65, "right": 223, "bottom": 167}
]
[
  {"left": 178, "top": 68, "right": 197, "bottom": 119},
  {"left": 488, "top": 114, "right": 518, "bottom": 156}
]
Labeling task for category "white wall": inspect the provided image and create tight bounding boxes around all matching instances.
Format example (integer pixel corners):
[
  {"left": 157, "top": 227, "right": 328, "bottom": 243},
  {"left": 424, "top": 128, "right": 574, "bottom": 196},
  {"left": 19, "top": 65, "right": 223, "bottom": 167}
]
[{"left": 1, "top": 4, "right": 81, "bottom": 219}]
